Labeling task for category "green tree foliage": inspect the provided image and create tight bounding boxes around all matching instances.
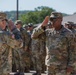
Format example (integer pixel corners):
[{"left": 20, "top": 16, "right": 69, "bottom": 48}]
[
  {"left": 4, "top": 6, "right": 68, "bottom": 25},
  {"left": 20, "top": 6, "right": 56, "bottom": 25}
]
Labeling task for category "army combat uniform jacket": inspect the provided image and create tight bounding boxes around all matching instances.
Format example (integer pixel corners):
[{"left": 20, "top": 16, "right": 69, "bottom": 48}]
[
  {"left": 0, "top": 28, "right": 23, "bottom": 75},
  {"left": 31, "top": 25, "right": 76, "bottom": 74}
]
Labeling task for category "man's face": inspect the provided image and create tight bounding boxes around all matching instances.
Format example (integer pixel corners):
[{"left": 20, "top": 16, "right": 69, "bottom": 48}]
[
  {"left": 28, "top": 26, "right": 33, "bottom": 31},
  {"left": 0, "top": 19, "right": 7, "bottom": 27},
  {"left": 50, "top": 18, "right": 62, "bottom": 28},
  {"left": 67, "top": 24, "right": 72, "bottom": 29},
  {"left": 16, "top": 24, "right": 21, "bottom": 29},
  {"left": 65, "top": 24, "right": 68, "bottom": 28}
]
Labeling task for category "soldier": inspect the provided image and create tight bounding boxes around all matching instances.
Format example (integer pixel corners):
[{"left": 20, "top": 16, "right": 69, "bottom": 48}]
[
  {"left": 7, "top": 19, "right": 23, "bottom": 72},
  {"left": 15, "top": 20, "right": 30, "bottom": 72},
  {"left": 31, "top": 12, "right": 75, "bottom": 75},
  {"left": 26, "top": 23, "right": 35, "bottom": 70},
  {"left": 31, "top": 31, "right": 46, "bottom": 75},
  {"left": 0, "top": 12, "right": 23, "bottom": 75},
  {"left": 65, "top": 21, "right": 76, "bottom": 42},
  {"left": 8, "top": 19, "right": 22, "bottom": 40},
  {"left": 65, "top": 21, "right": 74, "bottom": 29},
  {"left": 27, "top": 23, "right": 33, "bottom": 36}
]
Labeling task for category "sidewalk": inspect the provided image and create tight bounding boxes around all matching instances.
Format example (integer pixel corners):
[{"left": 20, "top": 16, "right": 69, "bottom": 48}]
[{"left": 10, "top": 71, "right": 46, "bottom": 75}]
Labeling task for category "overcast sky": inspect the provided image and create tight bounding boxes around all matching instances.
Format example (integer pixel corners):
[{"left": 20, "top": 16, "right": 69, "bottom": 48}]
[{"left": 0, "top": 0, "right": 76, "bottom": 14}]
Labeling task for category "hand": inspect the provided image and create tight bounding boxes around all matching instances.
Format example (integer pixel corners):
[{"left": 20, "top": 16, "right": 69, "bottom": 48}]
[
  {"left": 41, "top": 16, "right": 49, "bottom": 27},
  {"left": 11, "top": 34, "right": 15, "bottom": 39}
]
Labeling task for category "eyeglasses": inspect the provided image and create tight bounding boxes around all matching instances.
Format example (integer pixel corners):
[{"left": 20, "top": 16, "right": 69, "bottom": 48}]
[
  {"left": 49, "top": 17, "right": 57, "bottom": 22},
  {"left": 16, "top": 24, "right": 19, "bottom": 25},
  {"left": 0, "top": 19, "right": 6, "bottom": 22},
  {"left": 50, "top": 17, "right": 61, "bottom": 22}
]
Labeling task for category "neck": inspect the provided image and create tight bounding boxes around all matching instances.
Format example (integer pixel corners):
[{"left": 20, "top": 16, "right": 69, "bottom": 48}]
[{"left": 55, "top": 25, "right": 62, "bottom": 31}]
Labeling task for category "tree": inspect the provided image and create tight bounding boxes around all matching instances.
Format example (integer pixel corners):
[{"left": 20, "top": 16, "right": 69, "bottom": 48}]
[{"left": 20, "top": 6, "right": 56, "bottom": 25}]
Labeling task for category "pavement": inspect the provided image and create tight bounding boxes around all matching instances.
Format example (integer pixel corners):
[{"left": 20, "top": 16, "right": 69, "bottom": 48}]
[{"left": 10, "top": 71, "right": 46, "bottom": 75}]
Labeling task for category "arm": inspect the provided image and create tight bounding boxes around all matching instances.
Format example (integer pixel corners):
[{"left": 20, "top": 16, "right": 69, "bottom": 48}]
[
  {"left": 31, "top": 16, "right": 49, "bottom": 39},
  {"left": 31, "top": 25, "right": 45, "bottom": 39},
  {"left": 4, "top": 32, "right": 23, "bottom": 49},
  {"left": 21, "top": 29, "right": 31, "bottom": 51},
  {"left": 66, "top": 33, "right": 75, "bottom": 75}
]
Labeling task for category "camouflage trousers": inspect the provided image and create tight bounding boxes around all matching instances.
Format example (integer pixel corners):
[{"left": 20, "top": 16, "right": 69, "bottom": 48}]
[
  {"left": 12, "top": 49, "right": 24, "bottom": 72},
  {"left": 21, "top": 50, "right": 31, "bottom": 72},
  {"left": 32, "top": 53, "right": 46, "bottom": 72},
  {"left": 0, "top": 49, "right": 12, "bottom": 75},
  {"left": 46, "top": 65, "right": 76, "bottom": 75},
  {"left": 0, "top": 68, "right": 10, "bottom": 75}
]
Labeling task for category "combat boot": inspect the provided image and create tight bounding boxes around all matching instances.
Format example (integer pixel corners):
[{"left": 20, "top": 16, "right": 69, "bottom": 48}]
[{"left": 33, "top": 70, "right": 41, "bottom": 75}]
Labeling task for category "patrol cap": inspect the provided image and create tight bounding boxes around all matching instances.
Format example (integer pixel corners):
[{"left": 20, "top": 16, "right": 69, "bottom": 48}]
[
  {"left": 0, "top": 12, "right": 8, "bottom": 21},
  {"left": 50, "top": 12, "right": 63, "bottom": 19},
  {"left": 65, "top": 21, "right": 74, "bottom": 25},
  {"left": 15, "top": 20, "right": 22, "bottom": 25},
  {"left": 68, "top": 21, "right": 74, "bottom": 24},
  {"left": 23, "top": 24, "right": 26, "bottom": 28},
  {"left": 28, "top": 23, "right": 33, "bottom": 27},
  {"left": 0, "top": 12, "right": 7, "bottom": 17},
  {"left": 23, "top": 24, "right": 27, "bottom": 28}
]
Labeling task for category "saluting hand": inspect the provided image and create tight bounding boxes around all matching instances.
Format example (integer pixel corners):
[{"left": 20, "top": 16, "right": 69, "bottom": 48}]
[{"left": 41, "top": 16, "right": 49, "bottom": 27}]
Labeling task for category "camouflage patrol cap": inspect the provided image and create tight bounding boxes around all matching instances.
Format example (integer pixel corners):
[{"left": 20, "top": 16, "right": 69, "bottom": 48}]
[
  {"left": 0, "top": 12, "right": 8, "bottom": 21},
  {"left": 0, "top": 12, "right": 7, "bottom": 17},
  {"left": 23, "top": 24, "right": 27, "bottom": 28},
  {"left": 15, "top": 20, "right": 22, "bottom": 25},
  {"left": 23, "top": 24, "right": 26, "bottom": 27},
  {"left": 68, "top": 21, "right": 74, "bottom": 24},
  {"left": 28, "top": 23, "right": 33, "bottom": 27},
  {"left": 50, "top": 12, "right": 63, "bottom": 19},
  {"left": 65, "top": 21, "right": 74, "bottom": 25}
]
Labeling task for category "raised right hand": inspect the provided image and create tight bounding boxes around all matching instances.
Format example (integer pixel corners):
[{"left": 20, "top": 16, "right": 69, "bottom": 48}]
[{"left": 41, "top": 16, "right": 49, "bottom": 27}]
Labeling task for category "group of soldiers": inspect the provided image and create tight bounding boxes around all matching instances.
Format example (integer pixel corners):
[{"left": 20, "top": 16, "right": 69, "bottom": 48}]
[
  {"left": 0, "top": 11, "right": 76, "bottom": 75},
  {"left": 0, "top": 12, "right": 46, "bottom": 75}
]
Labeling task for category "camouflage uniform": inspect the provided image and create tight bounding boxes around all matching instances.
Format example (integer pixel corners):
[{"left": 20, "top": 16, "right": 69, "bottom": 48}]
[
  {"left": 65, "top": 21, "right": 76, "bottom": 46},
  {"left": 31, "top": 31, "right": 46, "bottom": 75},
  {"left": 0, "top": 13, "right": 23, "bottom": 75},
  {"left": 15, "top": 20, "right": 31, "bottom": 72},
  {"left": 7, "top": 20, "right": 23, "bottom": 72},
  {"left": 0, "top": 28, "right": 23, "bottom": 75},
  {"left": 31, "top": 12, "right": 75, "bottom": 75},
  {"left": 71, "top": 28, "right": 76, "bottom": 42},
  {"left": 27, "top": 31, "right": 34, "bottom": 70},
  {"left": 20, "top": 27, "right": 31, "bottom": 72}
]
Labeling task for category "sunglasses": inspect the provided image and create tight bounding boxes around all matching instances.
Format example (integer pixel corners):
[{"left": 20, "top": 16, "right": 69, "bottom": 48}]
[
  {"left": 16, "top": 24, "right": 19, "bottom": 25},
  {"left": 49, "top": 17, "right": 57, "bottom": 22}
]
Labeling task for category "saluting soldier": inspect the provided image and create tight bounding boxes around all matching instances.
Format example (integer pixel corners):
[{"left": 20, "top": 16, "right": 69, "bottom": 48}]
[{"left": 31, "top": 12, "right": 75, "bottom": 75}]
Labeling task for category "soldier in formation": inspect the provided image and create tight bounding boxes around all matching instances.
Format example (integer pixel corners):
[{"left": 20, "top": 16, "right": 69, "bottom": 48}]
[
  {"left": 31, "top": 12, "right": 76, "bottom": 75},
  {"left": 65, "top": 21, "right": 76, "bottom": 42},
  {"left": 0, "top": 12, "right": 23, "bottom": 75},
  {"left": 31, "top": 31, "right": 46, "bottom": 75},
  {"left": 7, "top": 20, "right": 24, "bottom": 72},
  {"left": 15, "top": 20, "right": 30, "bottom": 72}
]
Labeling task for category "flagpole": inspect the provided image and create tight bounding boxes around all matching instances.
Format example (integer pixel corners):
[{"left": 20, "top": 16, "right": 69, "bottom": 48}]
[{"left": 16, "top": 0, "right": 19, "bottom": 20}]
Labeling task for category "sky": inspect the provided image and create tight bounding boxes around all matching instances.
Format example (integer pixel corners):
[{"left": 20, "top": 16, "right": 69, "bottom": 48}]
[{"left": 0, "top": 0, "right": 76, "bottom": 14}]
